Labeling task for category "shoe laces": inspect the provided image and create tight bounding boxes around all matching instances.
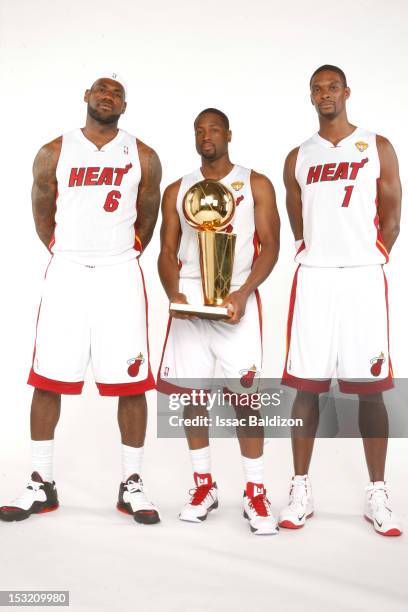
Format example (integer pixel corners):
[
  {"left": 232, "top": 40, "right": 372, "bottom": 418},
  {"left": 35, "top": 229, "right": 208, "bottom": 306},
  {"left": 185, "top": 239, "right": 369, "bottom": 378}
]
[
  {"left": 368, "top": 485, "right": 392, "bottom": 515},
  {"left": 11, "top": 479, "right": 44, "bottom": 506},
  {"left": 189, "top": 484, "right": 213, "bottom": 506},
  {"left": 248, "top": 493, "right": 271, "bottom": 517},
  {"left": 125, "top": 479, "right": 144, "bottom": 495},
  {"left": 125, "top": 479, "right": 156, "bottom": 510},
  {"left": 288, "top": 480, "right": 309, "bottom": 512}
]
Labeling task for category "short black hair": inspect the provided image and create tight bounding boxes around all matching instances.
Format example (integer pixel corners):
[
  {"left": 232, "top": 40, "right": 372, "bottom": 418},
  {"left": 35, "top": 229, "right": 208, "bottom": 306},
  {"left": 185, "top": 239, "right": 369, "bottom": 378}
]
[
  {"left": 194, "top": 108, "right": 230, "bottom": 130},
  {"left": 310, "top": 65, "right": 347, "bottom": 88}
]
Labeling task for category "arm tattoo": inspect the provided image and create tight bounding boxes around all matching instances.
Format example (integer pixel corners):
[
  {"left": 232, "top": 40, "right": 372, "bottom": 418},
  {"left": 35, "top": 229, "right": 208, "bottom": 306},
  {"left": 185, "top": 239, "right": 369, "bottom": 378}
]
[{"left": 135, "top": 145, "right": 162, "bottom": 251}]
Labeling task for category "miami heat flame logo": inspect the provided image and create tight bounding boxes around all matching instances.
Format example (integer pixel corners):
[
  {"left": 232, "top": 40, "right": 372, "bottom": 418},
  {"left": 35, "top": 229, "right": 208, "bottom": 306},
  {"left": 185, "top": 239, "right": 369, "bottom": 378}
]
[
  {"left": 239, "top": 365, "right": 260, "bottom": 388},
  {"left": 355, "top": 141, "right": 368, "bottom": 152},
  {"left": 127, "top": 353, "right": 145, "bottom": 377},
  {"left": 370, "top": 352, "right": 385, "bottom": 377}
]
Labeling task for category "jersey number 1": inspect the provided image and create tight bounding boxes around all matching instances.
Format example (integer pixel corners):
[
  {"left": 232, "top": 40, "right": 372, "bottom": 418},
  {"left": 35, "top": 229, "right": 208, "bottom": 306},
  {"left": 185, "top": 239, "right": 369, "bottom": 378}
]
[
  {"left": 104, "top": 190, "right": 121, "bottom": 212},
  {"left": 341, "top": 185, "right": 354, "bottom": 208}
]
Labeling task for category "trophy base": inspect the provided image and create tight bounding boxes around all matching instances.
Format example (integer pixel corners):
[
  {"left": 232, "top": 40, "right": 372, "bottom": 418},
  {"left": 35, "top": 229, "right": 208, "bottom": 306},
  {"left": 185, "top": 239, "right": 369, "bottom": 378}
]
[{"left": 170, "top": 303, "right": 231, "bottom": 321}]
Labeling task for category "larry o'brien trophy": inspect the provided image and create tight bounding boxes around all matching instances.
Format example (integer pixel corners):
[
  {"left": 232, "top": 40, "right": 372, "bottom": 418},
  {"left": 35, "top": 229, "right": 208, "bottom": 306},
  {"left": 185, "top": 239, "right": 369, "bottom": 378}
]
[{"left": 170, "top": 180, "right": 236, "bottom": 320}]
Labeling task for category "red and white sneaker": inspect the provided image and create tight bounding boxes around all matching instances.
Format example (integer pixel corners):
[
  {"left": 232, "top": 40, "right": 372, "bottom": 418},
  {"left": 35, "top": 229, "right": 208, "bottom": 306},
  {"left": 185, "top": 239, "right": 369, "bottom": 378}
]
[
  {"left": 243, "top": 483, "right": 278, "bottom": 535},
  {"left": 364, "top": 481, "right": 402, "bottom": 537},
  {"left": 179, "top": 473, "right": 218, "bottom": 522},
  {"left": 279, "top": 475, "right": 314, "bottom": 529},
  {"left": 0, "top": 472, "right": 59, "bottom": 522},
  {"left": 117, "top": 474, "right": 160, "bottom": 524}
]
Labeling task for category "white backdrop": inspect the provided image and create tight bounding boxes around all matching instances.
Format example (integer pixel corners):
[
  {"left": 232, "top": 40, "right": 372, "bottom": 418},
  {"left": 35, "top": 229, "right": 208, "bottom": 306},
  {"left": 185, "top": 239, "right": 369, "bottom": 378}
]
[{"left": 0, "top": 1, "right": 407, "bottom": 611}]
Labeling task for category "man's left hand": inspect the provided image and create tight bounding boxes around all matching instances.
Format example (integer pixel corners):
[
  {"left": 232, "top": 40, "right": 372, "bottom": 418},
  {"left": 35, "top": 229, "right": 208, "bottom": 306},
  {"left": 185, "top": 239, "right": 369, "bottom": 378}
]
[{"left": 221, "top": 290, "right": 249, "bottom": 325}]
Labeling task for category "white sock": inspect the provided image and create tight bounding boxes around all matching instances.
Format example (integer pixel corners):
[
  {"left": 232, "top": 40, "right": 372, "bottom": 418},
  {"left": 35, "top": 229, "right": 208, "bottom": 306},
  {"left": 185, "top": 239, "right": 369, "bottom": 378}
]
[
  {"left": 242, "top": 455, "right": 264, "bottom": 485},
  {"left": 190, "top": 446, "right": 211, "bottom": 474},
  {"left": 122, "top": 444, "right": 144, "bottom": 482},
  {"left": 371, "top": 480, "right": 386, "bottom": 487},
  {"left": 31, "top": 440, "right": 54, "bottom": 483}
]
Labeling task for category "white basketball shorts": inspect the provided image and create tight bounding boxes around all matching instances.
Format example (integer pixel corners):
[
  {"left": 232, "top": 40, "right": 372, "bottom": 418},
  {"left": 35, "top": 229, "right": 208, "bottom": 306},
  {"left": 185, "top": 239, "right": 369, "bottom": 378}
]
[
  {"left": 157, "top": 278, "right": 263, "bottom": 397},
  {"left": 28, "top": 255, "right": 155, "bottom": 396},
  {"left": 282, "top": 264, "right": 393, "bottom": 394}
]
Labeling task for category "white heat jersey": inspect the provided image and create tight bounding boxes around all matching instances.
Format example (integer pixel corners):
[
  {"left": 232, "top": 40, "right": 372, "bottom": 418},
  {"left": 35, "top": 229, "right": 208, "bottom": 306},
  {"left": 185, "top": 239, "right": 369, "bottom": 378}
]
[
  {"left": 295, "top": 127, "right": 388, "bottom": 267},
  {"left": 52, "top": 129, "right": 142, "bottom": 265},
  {"left": 176, "top": 165, "right": 257, "bottom": 286}
]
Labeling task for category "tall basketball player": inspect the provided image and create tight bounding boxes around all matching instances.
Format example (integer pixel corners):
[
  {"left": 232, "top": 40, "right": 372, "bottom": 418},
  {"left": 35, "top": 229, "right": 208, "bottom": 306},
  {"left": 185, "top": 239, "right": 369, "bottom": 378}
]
[
  {"left": 0, "top": 73, "right": 162, "bottom": 524},
  {"left": 158, "top": 109, "right": 280, "bottom": 534},
  {"left": 280, "top": 65, "right": 402, "bottom": 536}
]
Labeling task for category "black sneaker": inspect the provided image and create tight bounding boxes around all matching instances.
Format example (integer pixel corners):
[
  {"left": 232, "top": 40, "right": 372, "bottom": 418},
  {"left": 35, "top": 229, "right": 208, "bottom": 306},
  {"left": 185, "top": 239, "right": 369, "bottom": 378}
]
[
  {"left": 117, "top": 474, "right": 160, "bottom": 524},
  {"left": 0, "top": 472, "right": 59, "bottom": 522}
]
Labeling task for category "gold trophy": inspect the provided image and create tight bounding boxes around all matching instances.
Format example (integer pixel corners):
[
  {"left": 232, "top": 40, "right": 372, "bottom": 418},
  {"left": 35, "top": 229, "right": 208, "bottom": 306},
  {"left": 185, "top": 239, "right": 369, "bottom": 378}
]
[{"left": 170, "top": 179, "right": 236, "bottom": 320}]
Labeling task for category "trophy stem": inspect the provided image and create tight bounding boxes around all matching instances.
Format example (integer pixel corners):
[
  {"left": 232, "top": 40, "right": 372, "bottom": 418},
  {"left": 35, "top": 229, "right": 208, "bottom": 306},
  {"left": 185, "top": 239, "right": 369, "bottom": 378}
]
[{"left": 198, "top": 231, "right": 236, "bottom": 306}]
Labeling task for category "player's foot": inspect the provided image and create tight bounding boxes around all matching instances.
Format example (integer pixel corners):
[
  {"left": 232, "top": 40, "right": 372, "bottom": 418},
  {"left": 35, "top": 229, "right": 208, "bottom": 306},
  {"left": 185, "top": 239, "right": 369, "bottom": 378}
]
[
  {"left": 179, "top": 472, "right": 218, "bottom": 522},
  {"left": 117, "top": 474, "right": 160, "bottom": 524},
  {"left": 364, "top": 481, "right": 402, "bottom": 537},
  {"left": 243, "top": 482, "right": 278, "bottom": 535},
  {"left": 279, "top": 475, "right": 314, "bottom": 529},
  {"left": 0, "top": 472, "right": 59, "bottom": 522}
]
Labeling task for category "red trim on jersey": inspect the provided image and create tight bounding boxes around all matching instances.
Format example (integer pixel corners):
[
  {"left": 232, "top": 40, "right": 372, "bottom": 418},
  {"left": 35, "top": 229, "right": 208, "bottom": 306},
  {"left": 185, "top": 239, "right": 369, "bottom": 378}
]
[
  {"left": 282, "top": 265, "right": 300, "bottom": 376},
  {"left": 383, "top": 268, "right": 394, "bottom": 378},
  {"left": 48, "top": 190, "right": 59, "bottom": 251},
  {"left": 27, "top": 369, "right": 84, "bottom": 394},
  {"left": 134, "top": 233, "right": 143, "bottom": 254},
  {"left": 338, "top": 375, "right": 393, "bottom": 394},
  {"left": 255, "top": 288, "right": 263, "bottom": 347},
  {"left": 374, "top": 178, "right": 390, "bottom": 263},
  {"left": 29, "top": 257, "right": 54, "bottom": 375},
  {"left": 96, "top": 374, "right": 156, "bottom": 396},
  {"left": 157, "top": 315, "right": 173, "bottom": 380},
  {"left": 295, "top": 240, "right": 306, "bottom": 257},
  {"left": 252, "top": 231, "right": 261, "bottom": 266},
  {"left": 157, "top": 377, "right": 210, "bottom": 398},
  {"left": 281, "top": 265, "right": 331, "bottom": 393},
  {"left": 282, "top": 372, "right": 331, "bottom": 393},
  {"left": 156, "top": 316, "right": 211, "bottom": 397}
]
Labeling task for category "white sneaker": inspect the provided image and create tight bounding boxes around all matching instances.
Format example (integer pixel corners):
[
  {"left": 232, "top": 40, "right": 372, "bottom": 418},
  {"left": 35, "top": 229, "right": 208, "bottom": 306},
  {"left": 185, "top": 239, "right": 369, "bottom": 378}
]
[
  {"left": 117, "top": 474, "right": 160, "bottom": 524},
  {"left": 279, "top": 475, "right": 314, "bottom": 529},
  {"left": 364, "top": 481, "right": 402, "bottom": 537},
  {"left": 243, "top": 483, "right": 278, "bottom": 535},
  {"left": 0, "top": 472, "right": 59, "bottom": 522},
  {"left": 179, "top": 473, "right": 218, "bottom": 522}
]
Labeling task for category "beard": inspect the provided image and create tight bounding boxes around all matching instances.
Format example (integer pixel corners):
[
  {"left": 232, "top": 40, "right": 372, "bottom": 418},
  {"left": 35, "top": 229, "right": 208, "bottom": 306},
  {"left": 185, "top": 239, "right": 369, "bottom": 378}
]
[
  {"left": 317, "top": 101, "right": 340, "bottom": 120},
  {"left": 200, "top": 144, "right": 217, "bottom": 160},
  {"left": 87, "top": 104, "right": 121, "bottom": 125}
]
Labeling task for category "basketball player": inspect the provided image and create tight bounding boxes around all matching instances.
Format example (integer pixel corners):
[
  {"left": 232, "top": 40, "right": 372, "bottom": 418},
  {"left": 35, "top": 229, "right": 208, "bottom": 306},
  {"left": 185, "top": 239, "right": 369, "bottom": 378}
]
[
  {"left": 0, "top": 73, "right": 161, "bottom": 524},
  {"left": 157, "top": 109, "right": 280, "bottom": 534},
  {"left": 279, "top": 65, "right": 402, "bottom": 536}
]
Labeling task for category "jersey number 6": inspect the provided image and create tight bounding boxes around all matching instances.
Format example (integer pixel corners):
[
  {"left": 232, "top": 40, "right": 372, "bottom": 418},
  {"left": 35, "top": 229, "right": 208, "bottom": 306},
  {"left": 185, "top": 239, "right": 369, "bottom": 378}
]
[{"left": 104, "top": 190, "right": 121, "bottom": 212}]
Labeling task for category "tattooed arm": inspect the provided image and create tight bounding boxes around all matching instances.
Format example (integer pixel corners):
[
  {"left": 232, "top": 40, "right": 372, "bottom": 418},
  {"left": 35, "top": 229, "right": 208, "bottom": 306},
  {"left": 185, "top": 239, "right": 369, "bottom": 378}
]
[
  {"left": 135, "top": 140, "right": 162, "bottom": 251},
  {"left": 32, "top": 137, "right": 62, "bottom": 250}
]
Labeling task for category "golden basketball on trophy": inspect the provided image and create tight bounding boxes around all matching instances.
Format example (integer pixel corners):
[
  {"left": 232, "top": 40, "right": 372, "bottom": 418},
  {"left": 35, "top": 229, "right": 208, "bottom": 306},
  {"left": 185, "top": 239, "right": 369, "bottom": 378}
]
[{"left": 170, "top": 179, "right": 237, "bottom": 320}]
